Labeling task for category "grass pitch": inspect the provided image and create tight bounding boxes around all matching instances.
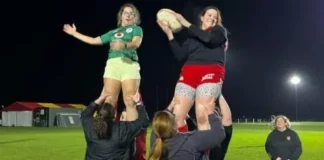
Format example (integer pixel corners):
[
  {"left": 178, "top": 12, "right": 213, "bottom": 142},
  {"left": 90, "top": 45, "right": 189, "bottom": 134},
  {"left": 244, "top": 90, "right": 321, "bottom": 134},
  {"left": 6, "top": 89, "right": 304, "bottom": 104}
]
[{"left": 0, "top": 122, "right": 323, "bottom": 160}]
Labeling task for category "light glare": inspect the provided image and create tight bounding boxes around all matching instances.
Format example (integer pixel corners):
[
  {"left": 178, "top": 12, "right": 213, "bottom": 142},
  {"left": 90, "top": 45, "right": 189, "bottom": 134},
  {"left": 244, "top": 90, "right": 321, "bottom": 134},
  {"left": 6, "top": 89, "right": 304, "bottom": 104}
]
[{"left": 290, "top": 76, "right": 301, "bottom": 85}]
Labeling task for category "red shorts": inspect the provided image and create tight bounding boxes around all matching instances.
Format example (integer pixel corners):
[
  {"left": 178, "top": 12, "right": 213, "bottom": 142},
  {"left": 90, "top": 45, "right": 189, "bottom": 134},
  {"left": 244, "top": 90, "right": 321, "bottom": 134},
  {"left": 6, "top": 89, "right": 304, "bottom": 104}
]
[{"left": 178, "top": 64, "right": 225, "bottom": 89}]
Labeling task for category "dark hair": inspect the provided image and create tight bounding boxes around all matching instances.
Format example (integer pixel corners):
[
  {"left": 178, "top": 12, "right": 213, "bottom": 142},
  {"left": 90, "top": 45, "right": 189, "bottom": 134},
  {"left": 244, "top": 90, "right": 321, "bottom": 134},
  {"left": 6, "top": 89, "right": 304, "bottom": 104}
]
[
  {"left": 199, "top": 6, "right": 223, "bottom": 27},
  {"left": 94, "top": 103, "right": 115, "bottom": 139}
]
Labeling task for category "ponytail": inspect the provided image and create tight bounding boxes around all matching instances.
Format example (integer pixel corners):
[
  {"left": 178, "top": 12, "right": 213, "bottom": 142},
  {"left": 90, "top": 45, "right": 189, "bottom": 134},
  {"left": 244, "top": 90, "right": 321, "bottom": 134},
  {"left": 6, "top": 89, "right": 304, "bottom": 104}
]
[
  {"left": 94, "top": 103, "right": 115, "bottom": 139},
  {"left": 94, "top": 117, "right": 108, "bottom": 138},
  {"left": 149, "top": 137, "right": 167, "bottom": 160}
]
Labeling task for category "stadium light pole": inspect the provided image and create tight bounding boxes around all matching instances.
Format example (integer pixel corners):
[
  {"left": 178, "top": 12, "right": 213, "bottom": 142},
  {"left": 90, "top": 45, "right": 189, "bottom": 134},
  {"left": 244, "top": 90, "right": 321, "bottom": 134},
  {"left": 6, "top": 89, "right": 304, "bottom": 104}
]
[{"left": 290, "top": 75, "right": 301, "bottom": 121}]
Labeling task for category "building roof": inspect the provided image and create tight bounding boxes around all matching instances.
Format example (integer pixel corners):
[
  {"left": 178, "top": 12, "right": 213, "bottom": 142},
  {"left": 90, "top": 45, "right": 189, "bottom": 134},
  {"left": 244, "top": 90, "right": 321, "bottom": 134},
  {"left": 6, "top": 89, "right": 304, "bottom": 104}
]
[{"left": 2, "top": 102, "right": 86, "bottom": 112}]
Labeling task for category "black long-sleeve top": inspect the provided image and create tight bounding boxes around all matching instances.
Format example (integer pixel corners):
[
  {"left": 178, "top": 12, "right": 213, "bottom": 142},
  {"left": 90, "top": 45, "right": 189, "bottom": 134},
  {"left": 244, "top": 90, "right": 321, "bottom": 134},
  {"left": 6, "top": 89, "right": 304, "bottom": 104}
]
[
  {"left": 265, "top": 128, "right": 302, "bottom": 160},
  {"left": 150, "top": 109, "right": 225, "bottom": 160},
  {"left": 169, "top": 24, "right": 228, "bottom": 65},
  {"left": 81, "top": 102, "right": 149, "bottom": 160},
  {"left": 187, "top": 115, "right": 233, "bottom": 160}
]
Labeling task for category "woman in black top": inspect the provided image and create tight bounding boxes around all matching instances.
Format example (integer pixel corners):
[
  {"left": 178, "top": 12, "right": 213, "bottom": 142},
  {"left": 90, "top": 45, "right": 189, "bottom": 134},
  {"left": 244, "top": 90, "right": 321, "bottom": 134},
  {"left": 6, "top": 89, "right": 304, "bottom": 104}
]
[
  {"left": 265, "top": 115, "right": 302, "bottom": 160},
  {"left": 149, "top": 101, "right": 225, "bottom": 160},
  {"left": 81, "top": 91, "right": 149, "bottom": 160},
  {"left": 157, "top": 6, "right": 229, "bottom": 134}
]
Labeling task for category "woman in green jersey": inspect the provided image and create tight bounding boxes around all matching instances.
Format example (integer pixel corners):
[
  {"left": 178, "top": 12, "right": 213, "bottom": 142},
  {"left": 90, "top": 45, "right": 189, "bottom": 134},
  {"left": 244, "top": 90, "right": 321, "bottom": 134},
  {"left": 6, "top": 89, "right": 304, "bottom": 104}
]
[{"left": 63, "top": 3, "right": 143, "bottom": 121}]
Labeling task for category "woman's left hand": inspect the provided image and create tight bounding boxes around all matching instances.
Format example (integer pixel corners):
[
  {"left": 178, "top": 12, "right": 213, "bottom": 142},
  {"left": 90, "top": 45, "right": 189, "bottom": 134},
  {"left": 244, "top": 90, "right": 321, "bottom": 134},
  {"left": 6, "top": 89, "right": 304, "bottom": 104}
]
[
  {"left": 172, "top": 12, "right": 192, "bottom": 28},
  {"left": 110, "top": 41, "right": 125, "bottom": 51}
]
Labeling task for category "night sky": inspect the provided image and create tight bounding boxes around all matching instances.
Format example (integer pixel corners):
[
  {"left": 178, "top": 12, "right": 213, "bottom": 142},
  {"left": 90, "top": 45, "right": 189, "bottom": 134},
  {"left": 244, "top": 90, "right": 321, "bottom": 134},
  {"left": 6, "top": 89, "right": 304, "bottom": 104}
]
[{"left": 1, "top": 0, "right": 323, "bottom": 120}]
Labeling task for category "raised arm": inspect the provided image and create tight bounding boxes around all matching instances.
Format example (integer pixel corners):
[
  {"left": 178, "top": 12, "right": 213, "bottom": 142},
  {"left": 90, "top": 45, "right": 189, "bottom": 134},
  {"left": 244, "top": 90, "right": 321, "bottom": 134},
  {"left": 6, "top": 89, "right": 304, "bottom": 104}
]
[
  {"left": 120, "top": 91, "right": 149, "bottom": 141},
  {"left": 171, "top": 12, "right": 227, "bottom": 45},
  {"left": 63, "top": 23, "right": 107, "bottom": 45},
  {"left": 187, "top": 114, "right": 225, "bottom": 152},
  {"left": 265, "top": 132, "right": 277, "bottom": 159},
  {"left": 157, "top": 20, "right": 189, "bottom": 61},
  {"left": 127, "top": 26, "right": 143, "bottom": 49},
  {"left": 81, "top": 102, "right": 97, "bottom": 121},
  {"left": 289, "top": 131, "right": 302, "bottom": 160},
  {"left": 122, "top": 103, "right": 150, "bottom": 140},
  {"left": 81, "top": 95, "right": 106, "bottom": 121},
  {"left": 169, "top": 39, "right": 190, "bottom": 61},
  {"left": 80, "top": 95, "right": 106, "bottom": 140},
  {"left": 218, "top": 95, "right": 232, "bottom": 126},
  {"left": 187, "top": 24, "right": 227, "bottom": 44},
  {"left": 110, "top": 26, "right": 143, "bottom": 51}
]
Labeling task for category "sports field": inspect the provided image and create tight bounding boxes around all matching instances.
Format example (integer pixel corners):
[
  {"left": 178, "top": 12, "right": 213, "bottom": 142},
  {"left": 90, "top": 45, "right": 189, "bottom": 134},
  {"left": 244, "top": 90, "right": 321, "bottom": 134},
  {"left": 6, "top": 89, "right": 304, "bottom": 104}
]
[{"left": 0, "top": 122, "right": 323, "bottom": 160}]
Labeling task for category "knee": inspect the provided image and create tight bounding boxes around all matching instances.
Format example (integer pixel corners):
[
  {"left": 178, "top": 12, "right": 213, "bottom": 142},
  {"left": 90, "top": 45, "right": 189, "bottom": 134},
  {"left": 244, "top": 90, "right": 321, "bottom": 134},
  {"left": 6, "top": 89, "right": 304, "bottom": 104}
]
[
  {"left": 196, "top": 111, "right": 208, "bottom": 125},
  {"left": 104, "top": 96, "right": 118, "bottom": 106},
  {"left": 195, "top": 100, "right": 215, "bottom": 124},
  {"left": 123, "top": 94, "right": 135, "bottom": 107}
]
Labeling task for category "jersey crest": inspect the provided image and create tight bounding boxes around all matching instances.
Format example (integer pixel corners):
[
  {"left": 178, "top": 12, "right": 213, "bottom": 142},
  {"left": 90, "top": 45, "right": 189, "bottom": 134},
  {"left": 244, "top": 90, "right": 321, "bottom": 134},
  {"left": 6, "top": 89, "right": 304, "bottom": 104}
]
[
  {"left": 286, "top": 136, "right": 291, "bottom": 141},
  {"left": 126, "top": 28, "right": 133, "bottom": 33},
  {"left": 114, "top": 32, "right": 124, "bottom": 38}
]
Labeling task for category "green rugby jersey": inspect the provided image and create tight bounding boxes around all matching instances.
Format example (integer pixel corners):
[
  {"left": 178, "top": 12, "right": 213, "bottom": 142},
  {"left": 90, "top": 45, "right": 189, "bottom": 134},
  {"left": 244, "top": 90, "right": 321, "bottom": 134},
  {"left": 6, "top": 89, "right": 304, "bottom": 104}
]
[{"left": 100, "top": 25, "right": 143, "bottom": 61}]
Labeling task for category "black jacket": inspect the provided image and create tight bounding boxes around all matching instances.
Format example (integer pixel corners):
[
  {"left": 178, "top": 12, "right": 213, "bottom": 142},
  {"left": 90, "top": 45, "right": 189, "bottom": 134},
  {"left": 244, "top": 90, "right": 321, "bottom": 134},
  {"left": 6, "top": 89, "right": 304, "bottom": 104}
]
[
  {"left": 81, "top": 102, "right": 149, "bottom": 160},
  {"left": 265, "top": 128, "right": 302, "bottom": 160},
  {"left": 151, "top": 112, "right": 225, "bottom": 160}
]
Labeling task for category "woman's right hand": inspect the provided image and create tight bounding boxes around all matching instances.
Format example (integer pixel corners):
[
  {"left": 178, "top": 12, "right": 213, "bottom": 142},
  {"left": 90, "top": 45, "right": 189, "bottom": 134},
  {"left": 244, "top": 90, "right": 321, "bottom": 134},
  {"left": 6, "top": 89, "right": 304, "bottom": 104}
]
[
  {"left": 157, "top": 20, "right": 173, "bottom": 38},
  {"left": 63, "top": 23, "right": 77, "bottom": 36},
  {"left": 132, "top": 90, "right": 143, "bottom": 105}
]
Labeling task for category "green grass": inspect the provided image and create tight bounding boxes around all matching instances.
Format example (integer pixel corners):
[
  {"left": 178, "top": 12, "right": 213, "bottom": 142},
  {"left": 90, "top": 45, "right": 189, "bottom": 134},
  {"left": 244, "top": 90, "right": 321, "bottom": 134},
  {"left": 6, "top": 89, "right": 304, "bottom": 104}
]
[{"left": 0, "top": 122, "right": 323, "bottom": 160}]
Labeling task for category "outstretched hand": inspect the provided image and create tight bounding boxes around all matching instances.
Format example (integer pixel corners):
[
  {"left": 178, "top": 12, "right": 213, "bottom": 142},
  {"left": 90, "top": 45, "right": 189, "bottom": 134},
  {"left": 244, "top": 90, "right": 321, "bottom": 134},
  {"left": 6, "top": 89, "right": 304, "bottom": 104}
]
[
  {"left": 157, "top": 20, "right": 173, "bottom": 35},
  {"left": 95, "top": 94, "right": 107, "bottom": 105},
  {"left": 219, "top": 78, "right": 224, "bottom": 84},
  {"left": 63, "top": 23, "right": 77, "bottom": 35},
  {"left": 131, "top": 90, "right": 143, "bottom": 104},
  {"left": 168, "top": 12, "right": 191, "bottom": 28},
  {"left": 110, "top": 41, "right": 125, "bottom": 51},
  {"left": 167, "top": 98, "right": 178, "bottom": 111},
  {"left": 197, "top": 98, "right": 216, "bottom": 115}
]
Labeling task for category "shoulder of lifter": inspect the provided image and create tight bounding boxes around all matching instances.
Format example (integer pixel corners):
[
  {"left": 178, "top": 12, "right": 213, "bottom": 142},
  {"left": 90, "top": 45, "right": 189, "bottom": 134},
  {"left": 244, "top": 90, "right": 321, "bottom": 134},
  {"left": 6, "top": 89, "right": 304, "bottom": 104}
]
[
  {"left": 130, "top": 25, "right": 143, "bottom": 32},
  {"left": 287, "top": 128, "right": 299, "bottom": 136},
  {"left": 132, "top": 25, "right": 142, "bottom": 29}
]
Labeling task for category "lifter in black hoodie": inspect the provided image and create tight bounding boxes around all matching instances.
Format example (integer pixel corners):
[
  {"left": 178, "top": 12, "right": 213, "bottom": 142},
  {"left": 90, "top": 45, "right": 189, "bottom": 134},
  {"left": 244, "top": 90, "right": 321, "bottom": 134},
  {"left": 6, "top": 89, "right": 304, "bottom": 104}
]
[
  {"left": 149, "top": 99, "right": 225, "bottom": 160},
  {"left": 265, "top": 115, "right": 302, "bottom": 160},
  {"left": 81, "top": 91, "right": 149, "bottom": 160}
]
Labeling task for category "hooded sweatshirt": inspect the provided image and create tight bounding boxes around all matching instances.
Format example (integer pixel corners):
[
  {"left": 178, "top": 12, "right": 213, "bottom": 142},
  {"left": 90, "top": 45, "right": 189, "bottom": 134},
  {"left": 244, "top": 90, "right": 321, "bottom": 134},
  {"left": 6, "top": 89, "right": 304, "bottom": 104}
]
[{"left": 150, "top": 113, "right": 225, "bottom": 160}]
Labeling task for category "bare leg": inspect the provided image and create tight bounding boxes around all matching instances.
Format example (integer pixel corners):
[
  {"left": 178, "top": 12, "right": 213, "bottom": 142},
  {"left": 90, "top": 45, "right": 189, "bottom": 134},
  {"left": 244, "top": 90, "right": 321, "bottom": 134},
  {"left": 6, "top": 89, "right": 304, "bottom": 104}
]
[
  {"left": 195, "top": 82, "right": 222, "bottom": 130},
  {"left": 172, "top": 82, "right": 195, "bottom": 131},
  {"left": 103, "top": 78, "right": 121, "bottom": 106},
  {"left": 121, "top": 79, "right": 140, "bottom": 121}
]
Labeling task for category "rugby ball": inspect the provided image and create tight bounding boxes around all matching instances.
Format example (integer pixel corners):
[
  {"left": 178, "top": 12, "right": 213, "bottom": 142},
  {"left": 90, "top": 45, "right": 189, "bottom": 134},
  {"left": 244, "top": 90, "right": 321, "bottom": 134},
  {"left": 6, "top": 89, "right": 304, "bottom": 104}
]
[{"left": 157, "top": 8, "right": 182, "bottom": 33}]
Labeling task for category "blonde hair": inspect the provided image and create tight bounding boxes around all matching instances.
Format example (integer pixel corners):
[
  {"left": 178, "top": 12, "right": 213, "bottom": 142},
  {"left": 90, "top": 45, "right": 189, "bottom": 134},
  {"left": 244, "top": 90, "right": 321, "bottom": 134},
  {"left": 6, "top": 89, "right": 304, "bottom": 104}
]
[
  {"left": 116, "top": 3, "right": 141, "bottom": 27},
  {"left": 149, "top": 111, "right": 177, "bottom": 160},
  {"left": 271, "top": 115, "right": 291, "bottom": 130}
]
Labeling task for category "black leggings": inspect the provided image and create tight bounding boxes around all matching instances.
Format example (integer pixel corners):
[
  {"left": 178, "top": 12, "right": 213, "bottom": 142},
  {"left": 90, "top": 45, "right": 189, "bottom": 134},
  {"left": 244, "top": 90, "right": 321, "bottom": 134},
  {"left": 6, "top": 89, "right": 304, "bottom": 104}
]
[{"left": 209, "top": 125, "right": 233, "bottom": 160}]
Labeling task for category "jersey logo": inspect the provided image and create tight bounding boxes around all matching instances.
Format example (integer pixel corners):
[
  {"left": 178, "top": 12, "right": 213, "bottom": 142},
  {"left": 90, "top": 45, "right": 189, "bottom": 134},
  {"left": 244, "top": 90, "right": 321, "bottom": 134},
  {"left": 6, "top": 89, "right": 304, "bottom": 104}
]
[
  {"left": 201, "top": 74, "right": 215, "bottom": 81},
  {"left": 286, "top": 136, "right": 291, "bottom": 141},
  {"left": 114, "top": 32, "right": 124, "bottom": 38},
  {"left": 126, "top": 28, "right": 133, "bottom": 33}
]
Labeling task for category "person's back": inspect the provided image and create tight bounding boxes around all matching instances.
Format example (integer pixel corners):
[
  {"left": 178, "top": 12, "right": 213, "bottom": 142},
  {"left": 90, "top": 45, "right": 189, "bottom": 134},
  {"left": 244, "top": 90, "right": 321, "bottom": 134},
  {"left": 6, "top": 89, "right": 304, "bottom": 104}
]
[
  {"left": 150, "top": 111, "right": 225, "bottom": 160},
  {"left": 82, "top": 95, "right": 149, "bottom": 160}
]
